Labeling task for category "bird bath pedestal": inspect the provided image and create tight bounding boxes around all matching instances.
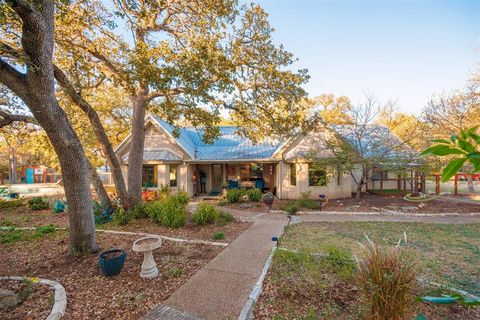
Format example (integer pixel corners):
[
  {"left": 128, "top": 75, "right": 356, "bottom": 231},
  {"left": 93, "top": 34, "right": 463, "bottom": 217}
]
[{"left": 132, "top": 236, "right": 162, "bottom": 279}]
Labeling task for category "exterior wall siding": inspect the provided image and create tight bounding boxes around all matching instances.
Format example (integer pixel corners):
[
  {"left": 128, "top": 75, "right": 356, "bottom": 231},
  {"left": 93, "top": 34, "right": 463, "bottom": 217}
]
[{"left": 278, "top": 161, "right": 352, "bottom": 200}]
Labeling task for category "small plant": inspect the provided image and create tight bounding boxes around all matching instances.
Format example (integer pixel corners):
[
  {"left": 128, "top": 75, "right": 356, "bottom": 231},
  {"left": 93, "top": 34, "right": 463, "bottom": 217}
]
[
  {"left": 193, "top": 203, "right": 220, "bottom": 225},
  {"left": 217, "top": 198, "right": 228, "bottom": 206},
  {"left": 212, "top": 231, "right": 225, "bottom": 240},
  {"left": 247, "top": 188, "right": 262, "bottom": 202},
  {"left": 0, "top": 198, "right": 25, "bottom": 209},
  {"left": 165, "top": 267, "right": 183, "bottom": 278},
  {"left": 0, "top": 229, "right": 23, "bottom": 244},
  {"left": 112, "top": 207, "right": 133, "bottom": 226},
  {"left": 283, "top": 201, "right": 300, "bottom": 215},
  {"left": 297, "top": 192, "right": 320, "bottom": 209},
  {"left": 27, "top": 197, "right": 49, "bottom": 210},
  {"left": 143, "top": 200, "right": 165, "bottom": 222},
  {"left": 35, "top": 224, "right": 56, "bottom": 235},
  {"left": 216, "top": 211, "right": 234, "bottom": 225},
  {"left": 131, "top": 203, "right": 146, "bottom": 219},
  {"left": 226, "top": 189, "right": 245, "bottom": 203},
  {"left": 160, "top": 197, "right": 186, "bottom": 228},
  {"left": 356, "top": 237, "right": 417, "bottom": 320},
  {"left": 174, "top": 192, "right": 190, "bottom": 205}
]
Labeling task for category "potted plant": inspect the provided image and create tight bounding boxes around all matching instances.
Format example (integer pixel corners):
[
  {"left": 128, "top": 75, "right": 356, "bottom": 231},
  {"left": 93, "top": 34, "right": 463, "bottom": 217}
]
[
  {"left": 262, "top": 192, "right": 275, "bottom": 208},
  {"left": 98, "top": 248, "right": 126, "bottom": 276}
]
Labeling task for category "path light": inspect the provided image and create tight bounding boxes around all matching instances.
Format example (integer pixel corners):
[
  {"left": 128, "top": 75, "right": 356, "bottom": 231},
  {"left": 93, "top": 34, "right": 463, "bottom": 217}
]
[{"left": 132, "top": 235, "right": 162, "bottom": 279}]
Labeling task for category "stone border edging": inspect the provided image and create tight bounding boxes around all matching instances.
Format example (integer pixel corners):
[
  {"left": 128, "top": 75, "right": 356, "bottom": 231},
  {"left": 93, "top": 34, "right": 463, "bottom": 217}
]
[
  {"left": 96, "top": 229, "right": 229, "bottom": 247},
  {"left": 0, "top": 227, "right": 228, "bottom": 247},
  {"left": 270, "top": 210, "right": 480, "bottom": 217},
  {"left": 0, "top": 276, "right": 67, "bottom": 320},
  {"left": 238, "top": 246, "right": 276, "bottom": 320}
]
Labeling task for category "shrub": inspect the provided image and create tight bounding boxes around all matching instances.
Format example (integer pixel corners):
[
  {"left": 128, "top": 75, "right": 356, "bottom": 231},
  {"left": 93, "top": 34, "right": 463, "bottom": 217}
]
[
  {"left": 160, "top": 197, "right": 186, "bottom": 228},
  {"left": 174, "top": 192, "right": 190, "bottom": 205},
  {"left": 144, "top": 200, "right": 165, "bottom": 222},
  {"left": 248, "top": 188, "right": 262, "bottom": 202},
  {"left": 226, "top": 189, "right": 245, "bottom": 203},
  {"left": 212, "top": 231, "right": 225, "bottom": 240},
  {"left": 0, "top": 199, "right": 25, "bottom": 209},
  {"left": 296, "top": 191, "right": 320, "bottom": 209},
  {"left": 35, "top": 224, "right": 56, "bottom": 235},
  {"left": 131, "top": 203, "right": 146, "bottom": 219},
  {"left": 217, "top": 198, "right": 228, "bottom": 206},
  {"left": 216, "top": 211, "right": 234, "bottom": 225},
  {"left": 27, "top": 197, "right": 49, "bottom": 210},
  {"left": 283, "top": 201, "right": 300, "bottom": 215},
  {"left": 356, "top": 239, "right": 417, "bottom": 320},
  {"left": 193, "top": 203, "right": 220, "bottom": 225},
  {"left": 112, "top": 207, "right": 133, "bottom": 226}
]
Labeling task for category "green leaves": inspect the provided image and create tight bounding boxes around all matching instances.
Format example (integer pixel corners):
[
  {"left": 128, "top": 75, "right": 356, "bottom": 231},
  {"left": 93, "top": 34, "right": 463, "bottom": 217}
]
[
  {"left": 422, "top": 126, "right": 480, "bottom": 181},
  {"left": 441, "top": 158, "right": 466, "bottom": 182}
]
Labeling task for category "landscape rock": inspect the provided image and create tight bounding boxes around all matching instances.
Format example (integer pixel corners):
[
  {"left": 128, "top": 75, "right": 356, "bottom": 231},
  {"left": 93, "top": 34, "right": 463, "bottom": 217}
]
[{"left": 0, "top": 288, "right": 18, "bottom": 310}]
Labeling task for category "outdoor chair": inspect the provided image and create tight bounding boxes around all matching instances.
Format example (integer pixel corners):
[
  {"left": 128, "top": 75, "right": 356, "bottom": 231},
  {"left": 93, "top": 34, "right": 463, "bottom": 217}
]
[{"left": 228, "top": 180, "right": 240, "bottom": 189}]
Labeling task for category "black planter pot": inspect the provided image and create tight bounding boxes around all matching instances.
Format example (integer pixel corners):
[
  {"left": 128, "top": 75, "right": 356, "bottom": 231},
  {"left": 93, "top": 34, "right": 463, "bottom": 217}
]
[
  {"left": 99, "top": 249, "right": 126, "bottom": 276},
  {"left": 263, "top": 198, "right": 274, "bottom": 206}
]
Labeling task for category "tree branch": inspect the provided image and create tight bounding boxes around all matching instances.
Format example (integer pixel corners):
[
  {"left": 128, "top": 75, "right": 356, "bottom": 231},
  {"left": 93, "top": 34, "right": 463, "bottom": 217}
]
[
  {"left": 0, "top": 110, "right": 38, "bottom": 128},
  {"left": 0, "top": 58, "right": 28, "bottom": 96}
]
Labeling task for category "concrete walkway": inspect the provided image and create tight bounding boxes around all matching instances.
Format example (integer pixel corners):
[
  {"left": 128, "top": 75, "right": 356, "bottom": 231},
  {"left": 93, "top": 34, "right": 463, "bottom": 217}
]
[{"left": 143, "top": 211, "right": 288, "bottom": 320}]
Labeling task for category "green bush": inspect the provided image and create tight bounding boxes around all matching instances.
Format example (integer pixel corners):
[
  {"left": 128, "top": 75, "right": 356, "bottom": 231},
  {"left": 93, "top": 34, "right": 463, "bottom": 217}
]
[
  {"left": 283, "top": 201, "right": 300, "bottom": 215},
  {"left": 174, "top": 192, "right": 190, "bottom": 205},
  {"left": 217, "top": 198, "right": 228, "bottom": 206},
  {"left": 226, "top": 189, "right": 246, "bottom": 203},
  {"left": 0, "top": 199, "right": 25, "bottom": 209},
  {"left": 216, "top": 211, "right": 234, "bottom": 225},
  {"left": 27, "top": 197, "right": 49, "bottom": 210},
  {"left": 112, "top": 207, "right": 133, "bottom": 226},
  {"left": 247, "top": 188, "right": 262, "bottom": 202},
  {"left": 131, "top": 203, "right": 146, "bottom": 219},
  {"left": 193, "top": 203, "right": 220, "bottom": 225},
  {"left": 297, "top": 192, "right": 320, "bottom": 209},
  {"left": 144, "top": 194, "right": 187, "bottom": 228},
  {"left": 160, "top": 197, "right": 186, "bottom": 228},
  {"left": 212, "top": 231, "right": 225, "bottom": 240}
]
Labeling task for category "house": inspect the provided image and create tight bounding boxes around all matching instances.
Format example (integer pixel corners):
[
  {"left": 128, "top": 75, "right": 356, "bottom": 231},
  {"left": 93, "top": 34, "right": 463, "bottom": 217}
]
[{"left": 114, "top": 114, "right": 415, "bottom": 199}]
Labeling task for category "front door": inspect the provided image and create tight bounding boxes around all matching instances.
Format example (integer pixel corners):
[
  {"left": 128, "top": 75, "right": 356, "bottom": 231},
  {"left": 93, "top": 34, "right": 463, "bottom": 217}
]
[{"left": 211, "top": 165, "right": 222, "bottom": 193}]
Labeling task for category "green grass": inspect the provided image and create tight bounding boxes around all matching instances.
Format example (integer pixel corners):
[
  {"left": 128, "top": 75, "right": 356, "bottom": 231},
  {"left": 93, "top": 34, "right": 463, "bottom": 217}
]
[
  {"left": 0, "top": 224, "right": 58, "bottom": 244},
  {"left": 280, "top": 222, "right": 480, "bottom": 295},
  {"left": 257, "top": 222, "right": 480, "bottom": 319}
]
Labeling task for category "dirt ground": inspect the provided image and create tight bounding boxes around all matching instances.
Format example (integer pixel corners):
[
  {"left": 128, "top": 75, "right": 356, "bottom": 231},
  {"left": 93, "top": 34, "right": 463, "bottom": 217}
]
[
  {"left": 0, "top": 206, "right": 252, "bottom": 243},
  {"left": 0, "top": 231, "right": 223, "bottom": 319},
  {"left": 223, "top": 194, "right": 480, "bottom": 214}
]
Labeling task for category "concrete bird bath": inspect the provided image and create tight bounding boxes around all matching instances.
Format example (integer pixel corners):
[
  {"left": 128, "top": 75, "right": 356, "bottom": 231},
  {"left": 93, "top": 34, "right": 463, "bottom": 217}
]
[{"left": 132, "top": 235, "right": 162, "bottom": 279}]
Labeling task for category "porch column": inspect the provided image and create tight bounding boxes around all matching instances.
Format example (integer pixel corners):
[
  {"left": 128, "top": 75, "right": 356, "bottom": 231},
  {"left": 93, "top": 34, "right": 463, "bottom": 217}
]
[{"left": 222, "top": 164, "right": 227, "bottom": 184}]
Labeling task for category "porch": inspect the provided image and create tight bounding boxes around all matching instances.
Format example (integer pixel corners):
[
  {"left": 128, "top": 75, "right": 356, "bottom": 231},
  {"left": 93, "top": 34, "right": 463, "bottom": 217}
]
[{"left": 190, "top": 162, "right": 278, "bottom": 197}]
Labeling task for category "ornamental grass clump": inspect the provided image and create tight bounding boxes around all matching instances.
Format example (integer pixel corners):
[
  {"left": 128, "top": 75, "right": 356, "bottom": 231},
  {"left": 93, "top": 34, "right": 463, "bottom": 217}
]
[
  {"left": 193, "top": 203, "right": 220, "bottom": 225},
  {"left": 356, "top": 236, "right": 417, "bottom": 320}
]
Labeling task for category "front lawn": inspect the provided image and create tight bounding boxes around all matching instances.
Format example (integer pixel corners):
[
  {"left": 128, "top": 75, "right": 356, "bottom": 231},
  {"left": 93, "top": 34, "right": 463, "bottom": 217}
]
[{"left": 254, "top": 222, "right": 480, "bottom": 320}]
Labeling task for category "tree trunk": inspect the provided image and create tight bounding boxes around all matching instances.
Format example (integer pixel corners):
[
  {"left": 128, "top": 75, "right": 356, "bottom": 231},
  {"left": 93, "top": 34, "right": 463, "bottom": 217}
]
[
  {"left": 8, "top": 155, "right": 17, "bottom": 184},
  {"left": 126, "top": 91, "right": 148, "bottom": 207},
  {"left": 88, "top": 161, "right": 111, "bottom": 207},
  {"left": 1, "top": 0, "right": 97, "bottom": 253},
  {"left": 355, "top": 184, "right": 363, "bottom": 199},
  {"left": 53, "top": 66, "right": 128, "bottom": 204}
]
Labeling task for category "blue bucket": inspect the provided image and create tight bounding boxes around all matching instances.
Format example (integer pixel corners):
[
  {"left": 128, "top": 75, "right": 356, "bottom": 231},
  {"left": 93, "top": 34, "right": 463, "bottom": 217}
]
[{"left": 98, "top": 249, "right": 126, "bottom": 276}]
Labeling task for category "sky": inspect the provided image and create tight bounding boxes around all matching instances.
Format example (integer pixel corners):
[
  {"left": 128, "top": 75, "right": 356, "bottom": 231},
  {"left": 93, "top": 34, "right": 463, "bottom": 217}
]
[{"left": 250, "top": 0, "right": 480, "bottom": 114}]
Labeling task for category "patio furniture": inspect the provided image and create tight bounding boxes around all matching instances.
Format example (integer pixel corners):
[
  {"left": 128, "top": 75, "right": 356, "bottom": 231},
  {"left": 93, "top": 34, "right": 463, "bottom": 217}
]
[{"left": 228, "top": 180, "right": 240, "bottom": 189}]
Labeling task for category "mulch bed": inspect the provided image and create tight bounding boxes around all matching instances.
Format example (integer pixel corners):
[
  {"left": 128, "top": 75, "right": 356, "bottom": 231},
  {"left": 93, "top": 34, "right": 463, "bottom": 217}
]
[
  {"left": 224, "top": 194, "right": 480, "bottom": 214},
  {"left": 0, "top": 208, "right": 252, "bottom": 243},
  {"left": 0, "top": 279, "right": 52, "bottom": 320},
  {"left": 0, "top": 231, "right": 223, "bottom": 319}
]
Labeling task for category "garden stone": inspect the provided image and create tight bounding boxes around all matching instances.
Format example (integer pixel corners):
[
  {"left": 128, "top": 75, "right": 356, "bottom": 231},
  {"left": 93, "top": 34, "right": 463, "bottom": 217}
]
[
  {"left": 239, "top": 203, "right": 253, "bottom": 209},
  {"left": 0, "top": 288, "right": 18, "bottom": 310}
]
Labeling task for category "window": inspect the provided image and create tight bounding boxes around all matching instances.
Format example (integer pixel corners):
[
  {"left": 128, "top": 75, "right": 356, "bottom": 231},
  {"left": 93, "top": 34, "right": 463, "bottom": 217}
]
[
  {"left": 308, "top": 164, "right": 327, "bottom": 186},
  {"left": 169, "top": 165, "right": 178, "bottom": 187},
  {"left": 372, "top": 171, "right": 388, "bottom": 181},
  {"left": 142, "top": 165, "right": 156, "bottom": 187},
  {"left": 290, "top": 164, "right": 296, "bottom": 186}
]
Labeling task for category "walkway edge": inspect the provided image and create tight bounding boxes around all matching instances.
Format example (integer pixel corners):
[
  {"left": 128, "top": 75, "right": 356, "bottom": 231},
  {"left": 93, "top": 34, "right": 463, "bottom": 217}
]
[{"left": 238, "top": 246, "right": 277, "bottom": 320}]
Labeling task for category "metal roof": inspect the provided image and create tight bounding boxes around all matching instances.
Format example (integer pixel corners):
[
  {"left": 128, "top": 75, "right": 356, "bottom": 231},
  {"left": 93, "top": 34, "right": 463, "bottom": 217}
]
[
  {"left": 150, "top": 115, "right": 281, "bottom": 161},
  {"left": 122, "top": 149, "right": 183, "bottom": 163}
]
